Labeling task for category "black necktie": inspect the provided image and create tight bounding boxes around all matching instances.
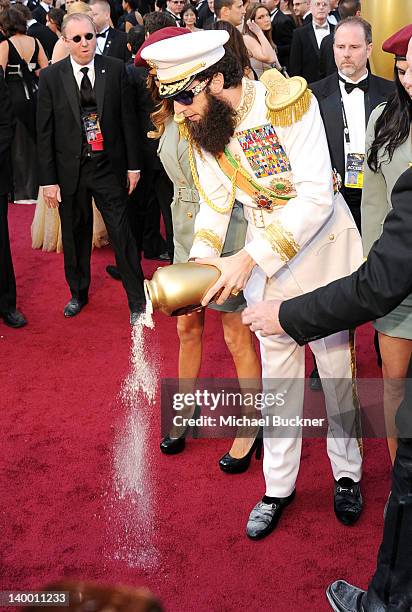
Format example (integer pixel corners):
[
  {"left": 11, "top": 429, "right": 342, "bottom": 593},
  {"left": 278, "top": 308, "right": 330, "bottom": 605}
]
[
  {"left": 80, "top": 66, "right": 94, "bottom": 107},
  {"left": 96, "top": 29, "right": 108, "bottom": 38},
  {"left": 339, "top": 76, "right": 369, "bottom": 94}
]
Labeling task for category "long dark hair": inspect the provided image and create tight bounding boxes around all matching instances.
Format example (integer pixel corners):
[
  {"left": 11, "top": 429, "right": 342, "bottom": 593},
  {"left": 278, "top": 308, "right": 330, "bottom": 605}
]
[
  {"left": 211, "top": 21, "right": 252, "bottom": 76},
  {"left": 367, "top": 65, "right": 412, "bottom": 172}
]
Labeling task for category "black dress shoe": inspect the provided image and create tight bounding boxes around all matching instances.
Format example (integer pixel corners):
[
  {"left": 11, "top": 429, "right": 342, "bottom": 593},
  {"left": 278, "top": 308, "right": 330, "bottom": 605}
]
[
  {"left": 334, "top": 477, "right": 363, "bottom": 525},
  {"left": 309, "top": 365, "right": 323, "bottom": 391},
  {"left": 130, "top": 303, "right": 147, "bottom": 326},
  {"left": 145, "top": 251, "right": 171, "bottom": 262},
  {"left": 106, "top": 265, "right": 121, "bottom": 281},
  {"left": 160, "top": 405, "right": 200, "bottom": 455},
  {"left": 326, "top": 580, "right": 366, "bottom": 611},
  {"left": 246, "top": 490, "right": 296, "bottom": 539},
  {"left": 1, "top": 309, "right": 27, "bottom": 328},
  {"left": 64, "top": 298, "right": 87, "bottom": 318},
  {"left": 219, "top": 430, "right": 263, "bottom": 474}
]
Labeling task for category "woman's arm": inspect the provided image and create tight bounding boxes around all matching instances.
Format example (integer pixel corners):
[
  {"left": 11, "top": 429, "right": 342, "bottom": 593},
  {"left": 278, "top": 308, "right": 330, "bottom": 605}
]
[
  {"left": 37, "top": 39, "right": 49, "bottom": 70},
  {"left": 243, "top": 25, "right": 280, "bottom": 67},
  {"left": 0, "top": 40, "right": 8, "bottom": 72},
  {"left": 361, "top": 105, "right": 390, "bottom": 255}
]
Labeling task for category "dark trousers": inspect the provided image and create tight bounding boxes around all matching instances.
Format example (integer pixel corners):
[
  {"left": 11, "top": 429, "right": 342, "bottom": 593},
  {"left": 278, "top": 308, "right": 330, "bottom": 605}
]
[
  {"left": 128, "top": 167, "right": 174, "bottom": 260},
  {"left": 59, "top": 155, "right": 145, "bottom": 310},
  {"left": 0, "top": 194, "right": 17, "bottom": 313},
  {"left": 365, "top": 362, "right": 412, "bottom": 610}
]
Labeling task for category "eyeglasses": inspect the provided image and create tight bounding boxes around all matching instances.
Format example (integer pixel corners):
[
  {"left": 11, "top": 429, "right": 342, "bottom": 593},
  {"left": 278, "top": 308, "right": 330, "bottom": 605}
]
[
  {"left": 313, "top": 1, "right": 329, "bottom": 7},
  {"left": 171, "top": 78, "right": 210, "bottom": 105},
  {"left": 65, "top": 32, "right": 95, "bottom": 43}
]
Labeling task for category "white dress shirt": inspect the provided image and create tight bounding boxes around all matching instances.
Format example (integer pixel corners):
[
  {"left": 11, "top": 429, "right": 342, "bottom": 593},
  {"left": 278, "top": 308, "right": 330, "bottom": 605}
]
[
  {"left": 95, "top": 28, "right": 109, "bottom": 55},
  {"left": 40, "top": 1, "right": 50, "bottom": 12},
  {"left": 270, "top": 7, "right": 278, "bottom": 21},
  {"left": 70, "top": 56, "right": 96, "bottom": 88},
  {"left": 338, "top": 70, "right": 368, "bottom": 162},
  {"left": 312, "top": 20, "right": 330, "bottom": 48}
]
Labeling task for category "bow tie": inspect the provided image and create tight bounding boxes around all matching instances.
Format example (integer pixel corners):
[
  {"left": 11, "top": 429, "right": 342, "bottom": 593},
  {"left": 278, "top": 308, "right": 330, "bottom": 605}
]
[
  {"left": 315, "top": 24, "right": 328, "bottom": 30},
  {"left": 340, "top": 76, "right": 369, "bottom": 94},
  {"left": 96, "top": 29, "right": 109, "bottom": 38}
]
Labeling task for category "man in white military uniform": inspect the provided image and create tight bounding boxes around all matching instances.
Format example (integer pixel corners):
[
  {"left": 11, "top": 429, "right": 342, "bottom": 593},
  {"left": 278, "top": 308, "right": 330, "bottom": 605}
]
[{"left": 142, "top": 30, "right": 364, "bottom": 539}]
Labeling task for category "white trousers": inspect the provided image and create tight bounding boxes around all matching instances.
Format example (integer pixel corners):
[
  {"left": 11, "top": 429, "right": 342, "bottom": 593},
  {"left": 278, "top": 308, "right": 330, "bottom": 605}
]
[{"left": 244, "top": 265, "right": 363, "bottom": 498}]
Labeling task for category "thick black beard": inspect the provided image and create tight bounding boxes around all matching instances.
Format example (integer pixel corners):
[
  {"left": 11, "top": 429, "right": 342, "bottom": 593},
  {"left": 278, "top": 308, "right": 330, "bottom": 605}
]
[{"left": 186, "top": 92, "right": 238, "bottom": 156}]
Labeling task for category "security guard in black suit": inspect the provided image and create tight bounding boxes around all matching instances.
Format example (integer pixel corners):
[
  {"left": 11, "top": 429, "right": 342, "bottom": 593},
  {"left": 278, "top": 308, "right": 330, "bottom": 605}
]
[{"left": 243, "top": 167, "right": 412, "bottom": 612}]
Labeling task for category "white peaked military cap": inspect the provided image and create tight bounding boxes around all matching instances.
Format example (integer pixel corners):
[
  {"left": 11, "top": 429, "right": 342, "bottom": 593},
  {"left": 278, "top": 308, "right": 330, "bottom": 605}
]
[{"left": 141, "top": 29, "right": 230, "bottom": 98}]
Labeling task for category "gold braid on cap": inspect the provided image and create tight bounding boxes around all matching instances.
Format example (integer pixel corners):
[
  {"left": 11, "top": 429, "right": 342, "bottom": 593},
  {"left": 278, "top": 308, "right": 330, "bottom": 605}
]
[
  {"left": 260, "top": 69, "right": 312, "bottom": 128},
  {"left": 159, "top": 75, "right": 193, "bottom": 97}
]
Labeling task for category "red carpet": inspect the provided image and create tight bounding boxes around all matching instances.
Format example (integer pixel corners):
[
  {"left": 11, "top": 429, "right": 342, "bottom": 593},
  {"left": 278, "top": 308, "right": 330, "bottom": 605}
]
[{"left": 1, "top": 203, "right": 388, "bottom": 612}]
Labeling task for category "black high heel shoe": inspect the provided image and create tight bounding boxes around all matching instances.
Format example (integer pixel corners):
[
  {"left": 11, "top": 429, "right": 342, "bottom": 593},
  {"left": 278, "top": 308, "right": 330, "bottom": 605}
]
[
  {"left": 218, "top": 429, "right": 263, "bottom": 474},
  {"left": 160, "top": 405, "right": 201, "bottom": 455}
]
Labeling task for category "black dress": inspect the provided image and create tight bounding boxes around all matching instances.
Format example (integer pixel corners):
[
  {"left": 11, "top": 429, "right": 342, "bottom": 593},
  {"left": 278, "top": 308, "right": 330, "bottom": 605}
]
[{"left": 5, "top": 38, "right": 40, "bottom": 201}]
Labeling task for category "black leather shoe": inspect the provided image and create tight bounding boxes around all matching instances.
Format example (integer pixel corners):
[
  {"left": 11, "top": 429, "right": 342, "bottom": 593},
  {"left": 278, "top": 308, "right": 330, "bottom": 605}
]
[
  {"left": 1, "top": 309, "right": 27, "bottom": 328},
  {"left": 246, "top": 490, "right": 296, "bottom": 540},
  {"left": 334, "top": 478, "right": 363, "bottom": 526},
  {"left": 145, "top": 251, "right": 171, "bottom": 262},
  {"left": 219, "top": 430, "right": 263, "bottom": 474},
  {"left": 326, "top": 580, "right": 366, "bottom": 611},
  {"left": 309, "top": 365, "right": 323, "bottom": 391},
  {"left": 106, "top": 265, "right": 121, "bottom": 281},
  {"left": 130, "top": 303, "right": 147, "bottom": 326},
  {"left": 64, "top": 298, "right": 87, "bottom": 318},
  {"left": 160, "top": 405, "right": 200, "bottom": 455}
]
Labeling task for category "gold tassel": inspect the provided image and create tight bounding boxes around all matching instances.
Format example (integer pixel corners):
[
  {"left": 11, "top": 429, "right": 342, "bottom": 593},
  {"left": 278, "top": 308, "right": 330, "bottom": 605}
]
[{"left": 267, "top": 88, "right": 312, "bottom": 128}]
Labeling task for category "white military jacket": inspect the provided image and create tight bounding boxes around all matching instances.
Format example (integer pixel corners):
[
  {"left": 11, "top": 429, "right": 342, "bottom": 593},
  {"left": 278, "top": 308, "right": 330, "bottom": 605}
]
[{"left": 189, "top": 77, "right": 363, "bottom": 294}]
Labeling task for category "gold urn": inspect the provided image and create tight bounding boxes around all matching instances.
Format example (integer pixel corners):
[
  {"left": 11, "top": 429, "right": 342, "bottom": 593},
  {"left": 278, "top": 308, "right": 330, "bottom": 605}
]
[{"left": 144, "top": 262, "right": 221, "bottom": 316}]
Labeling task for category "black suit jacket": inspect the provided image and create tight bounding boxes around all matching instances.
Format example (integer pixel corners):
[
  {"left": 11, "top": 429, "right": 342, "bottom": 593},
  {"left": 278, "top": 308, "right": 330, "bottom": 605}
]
[
  {"left": 271, "top": 9, "right": 295, "bottom": 70},
  {"left": 319, "top": 33, "right": 334, "bottom": 79},
  {"left": 27, "top": 21, "right": 58, "bottom": 60},
  {"left": 31, "top": 4, "right": 47, "bottom": 26},
  {"left": 0, "top": 68, "right": 15, "bottom": 195},
  {"left": 126, "top": 62, "right": 161, "bottom": 170},
  {"left": 279, "top": 167, "right": 412, "bottom": 344},
  {"left": 310, "top": 72, "right": 395, "bottom": 183},
  {"left": 36, "top": 54, "right": 141, "bottom": 195},
  {"left": 196, "top": 0, "right": 212, "bottom": 28},
  {"left": 289, "top": 22, "right": 334, "bottom": 83},
  {"left": 101, "top": 27, "right": 131, "bottom": 62}
]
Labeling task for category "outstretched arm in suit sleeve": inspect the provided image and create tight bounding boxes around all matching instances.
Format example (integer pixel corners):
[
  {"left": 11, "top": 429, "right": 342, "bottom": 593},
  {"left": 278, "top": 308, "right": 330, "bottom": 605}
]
[{"left": 277, "top": 167, "right": 412, "bottom": 344}]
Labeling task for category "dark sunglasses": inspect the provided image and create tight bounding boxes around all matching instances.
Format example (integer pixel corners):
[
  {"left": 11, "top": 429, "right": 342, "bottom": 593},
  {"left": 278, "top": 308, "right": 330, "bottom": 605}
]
[
  {"left": 66, "top": 32, "right": 95, "bottom": 43},
  {"left": 171, "top": 78, "right": 210, "bottom": 105}
]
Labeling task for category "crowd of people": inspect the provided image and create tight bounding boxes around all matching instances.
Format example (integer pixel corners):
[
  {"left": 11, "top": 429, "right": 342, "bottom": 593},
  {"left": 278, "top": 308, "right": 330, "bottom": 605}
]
[{"left": 1, "top": 0, "right": 412, "bottom": 609}]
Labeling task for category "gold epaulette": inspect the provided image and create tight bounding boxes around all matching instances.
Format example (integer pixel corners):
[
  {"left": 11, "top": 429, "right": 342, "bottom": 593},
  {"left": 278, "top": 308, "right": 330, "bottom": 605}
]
[{"left": 260, "top": 69, "right": 312, "bottom": 128}]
